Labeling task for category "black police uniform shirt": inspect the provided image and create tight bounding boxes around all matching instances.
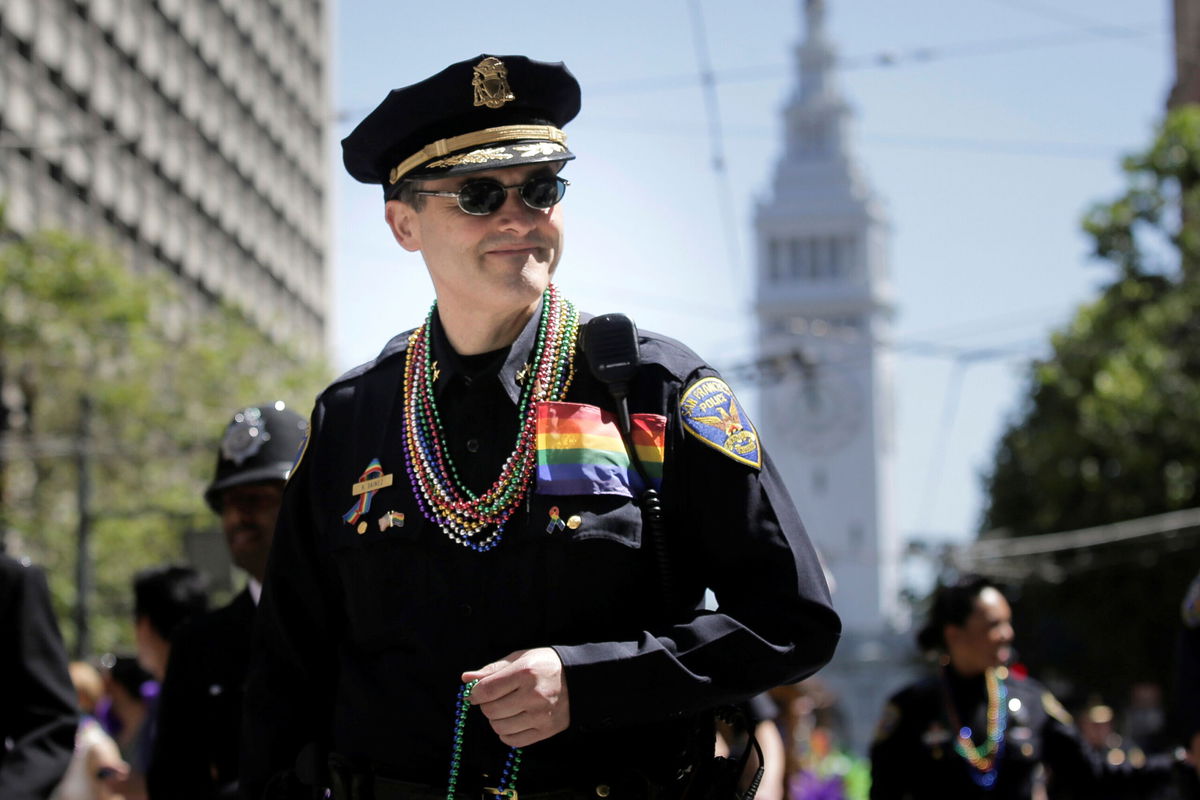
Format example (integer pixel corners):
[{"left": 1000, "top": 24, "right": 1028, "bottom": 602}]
[
  {"left": 1180, "top": 571, "right": 1200, "bottom": 751},
  {"left": 869, "top": 666, "right": 1176, "bottom": 800},
  {"left": 0, "top": 554, "right": 78, "bottom": 798},
  {"left": 242, "top": 301, "right": 841, "bottom": 796},
  {"left": 149, "top": 587, "right": 256, "bottom": 799}
]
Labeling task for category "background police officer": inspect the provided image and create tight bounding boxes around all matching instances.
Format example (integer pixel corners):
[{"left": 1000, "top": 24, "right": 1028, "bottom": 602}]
[{"left": 149, "top": 403, "right": 307, "bottom": 799}]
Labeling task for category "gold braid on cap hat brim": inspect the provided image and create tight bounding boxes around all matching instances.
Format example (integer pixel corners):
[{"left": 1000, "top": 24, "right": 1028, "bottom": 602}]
[{"left": 389, "top": 125, "right": 568, "bottom": 185}]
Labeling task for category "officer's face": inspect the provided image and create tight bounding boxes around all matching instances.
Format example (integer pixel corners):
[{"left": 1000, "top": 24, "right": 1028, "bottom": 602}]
[
  {"left": 386, "top": 162, "right": 564, "bottom": 329},
  {"left": 219, "top": 481, "right": 284, "bottom": 582},
  {"left": 945, "top": 587, "right": 1014, "bottom": 675}
]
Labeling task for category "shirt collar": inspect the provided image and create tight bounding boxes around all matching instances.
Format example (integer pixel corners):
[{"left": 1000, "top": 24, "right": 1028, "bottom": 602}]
[{"left": 428, "top": 298, "right": 543, "bottom": 406}]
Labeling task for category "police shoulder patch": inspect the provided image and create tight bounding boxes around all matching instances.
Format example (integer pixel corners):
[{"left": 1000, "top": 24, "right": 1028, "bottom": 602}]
[
  {"left": 680, "top": 377, "right": 761, "bottom": 469},
  {"left": 285, "top": 427, "right": 309, "bottom": 485},
  {"left": 873, "top": 702, "right": 901, "bottom": 743},
  {"left": 1041, "top": 691, "right": 1073, "bottom": 725}
]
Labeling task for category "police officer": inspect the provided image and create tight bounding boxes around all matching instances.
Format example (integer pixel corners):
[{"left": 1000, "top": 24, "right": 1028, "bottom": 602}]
[
  {"left": 242, "top": 55, "right": 840, "bottom": 800},
  {"left": 0, "top": 553, "right": 77, "bottom": 799},
  {"left": 148, "top": 403, "right": 307, "bottom": 799},
  {"left": 1179, "top": 570, "right": 1200, "bottom": 797},
  {"left": 869, "top": 574, "right": 1179, "bottom": 799}
]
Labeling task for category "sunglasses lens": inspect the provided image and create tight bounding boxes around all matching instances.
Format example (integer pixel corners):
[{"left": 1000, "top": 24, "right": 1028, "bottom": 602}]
[
  {"left": 520, "top": 176, "right": 566, "bottom": 209},
  {"left": 457, "top": 180, "right": 507, "bottom": 215}
]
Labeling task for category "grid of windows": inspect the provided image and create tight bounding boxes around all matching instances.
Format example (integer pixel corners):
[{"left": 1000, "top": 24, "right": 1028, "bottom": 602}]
[
  {"left": 0, "top": 0, "right": 330, "bottom": 360},
  {"left": 766, "top": 234, "right": 858, "bottom": 283}
]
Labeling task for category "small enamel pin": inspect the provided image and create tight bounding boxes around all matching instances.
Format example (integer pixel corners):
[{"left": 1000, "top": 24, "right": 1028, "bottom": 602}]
[
  {"left": 546, "top": 506, "right": 566, "bottom": 534},
  {"left": 378, "top": 510, "right": 405, "bottom": 531}
]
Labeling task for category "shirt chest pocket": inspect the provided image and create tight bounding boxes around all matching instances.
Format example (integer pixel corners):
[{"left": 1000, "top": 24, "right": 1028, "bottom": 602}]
[
  {"left": 327, "top": 485, "right": 444, "bottom": 654},
  {"left": 531, "top": 494, "right": 660, "bottom": 639}
]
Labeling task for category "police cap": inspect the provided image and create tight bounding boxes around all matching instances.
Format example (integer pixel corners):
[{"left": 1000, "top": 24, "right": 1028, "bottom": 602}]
[
  {"left": 204, "top": 402, "right": 308, "bottom": 511},
  {"left": 342, "top": 54, "right": 580, "bottom": 198}
]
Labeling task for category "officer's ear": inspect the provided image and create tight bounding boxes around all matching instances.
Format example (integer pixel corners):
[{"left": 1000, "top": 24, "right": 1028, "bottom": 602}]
[
  {"left": 385, "top": 199, "right": 422, "bottom": 253},
  {"left": 942, "top": 623, "right": 963, "bottom": 652}
]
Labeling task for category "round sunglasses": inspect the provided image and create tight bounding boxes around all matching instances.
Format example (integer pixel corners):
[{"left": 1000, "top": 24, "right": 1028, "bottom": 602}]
[{"left": 414, "top": 175, "right": 569, "bottom": 216}]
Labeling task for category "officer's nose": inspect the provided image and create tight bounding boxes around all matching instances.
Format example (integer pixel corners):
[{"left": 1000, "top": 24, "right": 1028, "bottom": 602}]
[{"left": 493, "top": 187, "right": 541, "bottom": 234}]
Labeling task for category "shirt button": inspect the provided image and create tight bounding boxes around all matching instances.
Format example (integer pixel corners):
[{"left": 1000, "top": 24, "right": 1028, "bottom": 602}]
[{"left": 466, "top": 438, "right": 480, "bottom": 453}]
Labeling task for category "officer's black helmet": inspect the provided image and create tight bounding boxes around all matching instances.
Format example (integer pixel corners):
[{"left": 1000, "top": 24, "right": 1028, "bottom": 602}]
[{"left": 204, "top": 402, "right": 308, "bottom": 511}]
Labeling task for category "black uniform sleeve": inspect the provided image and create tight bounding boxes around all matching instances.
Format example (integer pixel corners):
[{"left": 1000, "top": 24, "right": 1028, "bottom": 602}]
[
  {"left": 867, "top": 698, "right": 912, "bottom": 800},
  {"left": 554, "top": 368, "right": 841, "bottom": 731},
  {"left": 241, "top": 401, "right": 344, "bottom": 800},
  {"left": 1180, "top": 617, "right": 1200, "bottom": 746},
  {"left": 0, "top": 556, "right": 79, "bottom": 800},
  {"left": 148, "top": 619, "right": 214, "bottom": 799}
]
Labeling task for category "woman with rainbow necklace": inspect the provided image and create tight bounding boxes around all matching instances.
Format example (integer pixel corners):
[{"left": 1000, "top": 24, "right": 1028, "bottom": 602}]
[{"left": 869, "top": 575, "right": 1182, "bottom": 799}]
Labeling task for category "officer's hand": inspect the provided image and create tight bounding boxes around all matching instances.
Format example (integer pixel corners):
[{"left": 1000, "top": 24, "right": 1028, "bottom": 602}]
[{"left": 462, "top": 647, "right": 570, "bottom": 747}]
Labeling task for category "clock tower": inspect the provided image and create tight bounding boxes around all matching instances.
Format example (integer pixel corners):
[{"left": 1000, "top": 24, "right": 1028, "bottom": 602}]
[
  {"left": 756, "top": 0, "right": 898, "bottom": 631},
  {"left": 754, "top": 3, "right": 905, "bottom": 747}
]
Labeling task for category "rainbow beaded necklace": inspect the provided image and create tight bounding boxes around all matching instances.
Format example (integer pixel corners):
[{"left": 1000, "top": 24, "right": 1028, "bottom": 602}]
[
  {"left": 402, "top": 285, "right": 579, "bottom": 551},
  {"left": 941, "top": 665, "right": 1007, "bottom": 789}
]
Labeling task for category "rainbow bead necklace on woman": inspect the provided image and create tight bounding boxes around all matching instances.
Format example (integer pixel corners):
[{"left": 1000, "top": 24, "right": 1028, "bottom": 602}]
[
  {"left": 402, "top": 284, "right": 579, "bottom": 552},
  {"left": 941, "top": 665, "right": 1008, "bottom": 788}
]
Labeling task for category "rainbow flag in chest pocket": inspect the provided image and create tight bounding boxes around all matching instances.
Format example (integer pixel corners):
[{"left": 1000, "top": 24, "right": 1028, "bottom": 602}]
[{"left": 535, "top": 402, "right": 665, "bottom": 496}]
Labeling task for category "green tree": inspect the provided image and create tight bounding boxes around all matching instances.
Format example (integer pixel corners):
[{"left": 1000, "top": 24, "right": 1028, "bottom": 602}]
[
  {"left": 0, "top": 212, "right": 330, "bottom": 657},
  {"left": 978, "top": 108, "right": 1200, "bottom": 713}
]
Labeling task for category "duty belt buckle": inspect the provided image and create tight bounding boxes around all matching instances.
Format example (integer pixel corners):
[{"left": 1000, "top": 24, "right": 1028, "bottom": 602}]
[{"left": 483, "top": 788, "right": 517, "bottom": 800}]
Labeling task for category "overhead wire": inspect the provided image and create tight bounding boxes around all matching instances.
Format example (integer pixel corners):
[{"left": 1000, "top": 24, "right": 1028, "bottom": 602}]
[
  {"left": 686, "top": 0, "right": 743, "bottom": 284},
  {"left": 586, "top": 25, "right": 1164, "bottom": 96}
]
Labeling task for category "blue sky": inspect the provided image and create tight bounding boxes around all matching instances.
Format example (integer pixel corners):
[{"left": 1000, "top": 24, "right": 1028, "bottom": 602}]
[{"left": 329, "top": 1, "right": 1172, "bottom": 549}]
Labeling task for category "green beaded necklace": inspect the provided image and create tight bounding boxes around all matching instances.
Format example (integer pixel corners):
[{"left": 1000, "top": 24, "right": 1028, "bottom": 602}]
[{"left": 447, "top": 679, "right": 522, "bottom": 800}]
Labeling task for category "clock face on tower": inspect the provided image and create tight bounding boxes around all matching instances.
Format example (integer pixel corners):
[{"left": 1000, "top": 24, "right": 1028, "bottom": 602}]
[{"left": 769, "top": 367, "right": 864, "bottom": 455}]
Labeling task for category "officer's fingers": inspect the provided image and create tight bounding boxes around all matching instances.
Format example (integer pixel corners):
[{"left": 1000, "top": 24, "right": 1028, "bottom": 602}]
[
  {"left": 475, "top": 691, "right": 527, "bottom": 722},
  {"left": 466, "top": 670, "right": 534, "bottom": 707},
  {"left": 489, "top": 706, "right": 569, "bottom": 747},
  {"left": 488, "top": 712, "right": 552, "bottom": 747},
  {"left": 461, "top": 657, "right": 518, "bottom": 703},
  {"left": 462, "top": 659, "right": 509, "bottom": 684}
]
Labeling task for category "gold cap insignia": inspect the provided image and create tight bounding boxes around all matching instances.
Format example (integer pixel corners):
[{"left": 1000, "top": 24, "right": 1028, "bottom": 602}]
[{"left": 473, "top": 57, "right": 515, "bottom": 109}]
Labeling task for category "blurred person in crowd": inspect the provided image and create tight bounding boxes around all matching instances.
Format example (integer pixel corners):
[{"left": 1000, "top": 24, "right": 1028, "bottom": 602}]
[
  {"left": 869, "top": 574, "right": 1183, "bottom": 799},
  {"left": 131, "top": 565, "right": 209, "bottom": 685},
  {"left": 1124, "top": 682, "right": 1170, "bottom": 758},
  {"left": 149, "top": 403, "right": 306, "bottom": 800},
  {"left": 0, "top": 552, "right": 78, "bottom": 799},
  {"left": 128, "top": 567, "right": 207, "bottom": 795},
  {"left": 1178, "top": 569, "right": 1200, "bottom": 797},
  {"left": 1076, "top": 701, "right": 1121, "bottom": 761},
  {"left": 98, "top": 654, "right": 153, "bottom": 798},
  {"left": 51, "top": 661, "right": 128, "bottom": 800},
  {"left": 770, "top": 680, "right": 868, "bottom": 800}
]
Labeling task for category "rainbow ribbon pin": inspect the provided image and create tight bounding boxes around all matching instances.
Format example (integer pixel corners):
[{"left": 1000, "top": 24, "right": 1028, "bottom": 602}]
[
  {"left": 343, "top": 458, "right": 392, "bottom": 526},
  {"left": 546, "top": 505, "right": 566, "bottom": 533}
]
